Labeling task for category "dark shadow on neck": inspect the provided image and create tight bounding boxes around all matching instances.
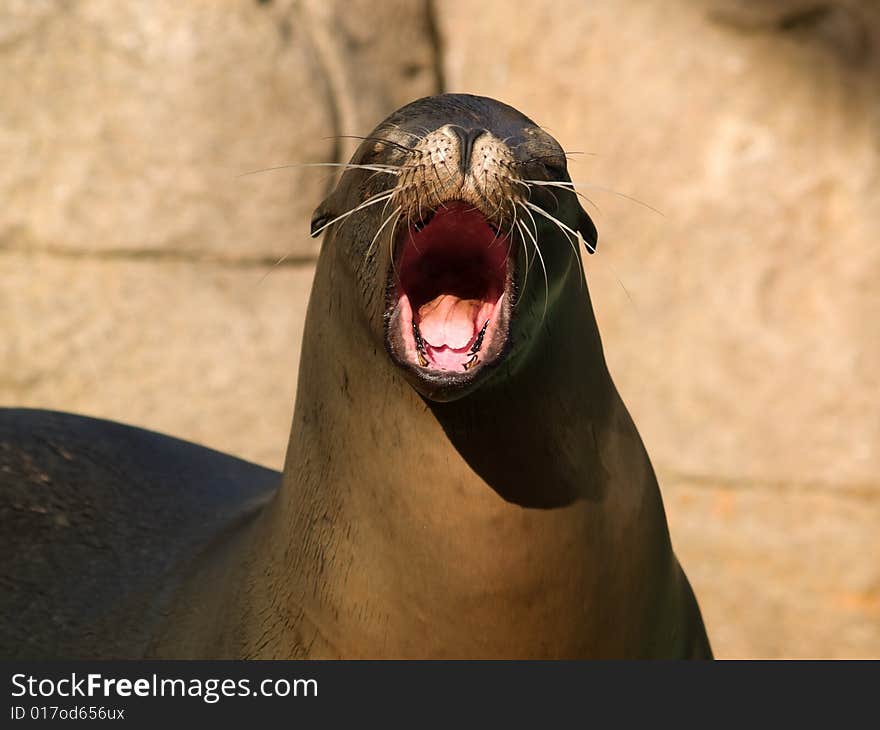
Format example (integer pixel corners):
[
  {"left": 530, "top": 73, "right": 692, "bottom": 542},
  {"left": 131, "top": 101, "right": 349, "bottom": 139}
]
[{"left": 426, "top": 381, "right": 610, "bottom": 509}]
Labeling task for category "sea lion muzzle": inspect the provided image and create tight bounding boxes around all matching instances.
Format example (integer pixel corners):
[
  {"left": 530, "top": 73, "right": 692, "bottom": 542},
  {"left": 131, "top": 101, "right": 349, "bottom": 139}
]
[{"left": 311, "top": 95, "right": 598, "bottom": 400}]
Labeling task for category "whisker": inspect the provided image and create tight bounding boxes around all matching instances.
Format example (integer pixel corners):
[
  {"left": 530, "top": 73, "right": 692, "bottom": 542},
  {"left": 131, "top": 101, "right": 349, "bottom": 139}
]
[
  {"left": 486, "top": 198, "right": 507, "bottom": 250},
  {"left": 522, "top": 179, "right": 578, "bottom": 186},
  {"left": 500, "top": 174, "right": 533, "bottom": 202},
  {"left": 515, "top": 214, "right": 549, "bottom": 323},
  {"left": 479, "top": 170, "right": 508, "bottom": 224},
  {"left": 237, "top": 162, "right": 401, "bottom": 178},
  {"left": 429, "top": 162, "right": 451, "bottom": 204},
  {"left": 528, "top": 180, "right": 663, "bottom": 216},
  {"left": 256, "top": 252, "right": 293, "bottom": 287},
  {"left": 523, "top": 199, "right": 595, "bottom": 256},
  {"left": 310, "top": 190, "right": 396, "bottom": 238},
  {"left": 364, "top": 167, "right": 399, "bottom": 187},
  {"left": 365, "top": 205, "right": 402, "bottom": 263},
  {"left": 517, "top": 200, "right": 541, "bottom": 286},
  {"left": 501, "top": 210, "right": 516, "bottom": 263},
  {"left": 256, "top": 189, "right": 399, "bottom": 284},
  {"left": 522, "top": 200, "right": 587, "bottom": 291},
  {"left": 388, "top": 209, "right": 407, "bottom": 284},
  {"left": 518, "top": 179, "right": 600, "bottom": 212},
  {"left": 514, "top": 151, "right": 594, "bottom": 165},
  {"left": 510, "top": 202, "right": 533, "bottom": 298},
  {"left": 516, "top": 183, "right": 636, "bottom": 309}
]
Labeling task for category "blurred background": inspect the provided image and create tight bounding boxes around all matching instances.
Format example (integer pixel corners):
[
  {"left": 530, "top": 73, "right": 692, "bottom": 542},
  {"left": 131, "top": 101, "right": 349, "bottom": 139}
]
[{"left": 1, "top": 0, "right": 878, "bottom": 657}]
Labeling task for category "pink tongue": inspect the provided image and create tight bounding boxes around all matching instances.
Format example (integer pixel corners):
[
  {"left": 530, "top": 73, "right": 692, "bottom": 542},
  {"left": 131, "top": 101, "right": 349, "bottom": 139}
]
[{"left": 418, "top": 295, "right": 478, "bottom": 349}]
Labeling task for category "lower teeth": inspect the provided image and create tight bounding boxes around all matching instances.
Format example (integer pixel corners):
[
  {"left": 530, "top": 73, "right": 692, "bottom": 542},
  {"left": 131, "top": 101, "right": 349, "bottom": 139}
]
[{"left": 412, "top": 320, "right": 488, "bottom": 369}]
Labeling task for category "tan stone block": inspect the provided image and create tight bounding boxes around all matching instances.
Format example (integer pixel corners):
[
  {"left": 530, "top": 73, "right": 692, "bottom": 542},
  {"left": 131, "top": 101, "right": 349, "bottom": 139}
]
[
  {"left": 0, "top": 0, "right": 438, "bottom": 260},
  {"left": 1, "top": 252, "right": 315, "bottom": 469},
  {"left": 664, "top": 476, "right": 880, "bottom": 657}
]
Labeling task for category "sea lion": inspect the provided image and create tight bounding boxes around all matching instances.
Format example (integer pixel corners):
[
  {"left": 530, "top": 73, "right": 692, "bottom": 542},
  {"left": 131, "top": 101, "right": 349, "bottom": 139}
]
[{"left": 0, "top": 94, "right": 711, "bottom": 659}]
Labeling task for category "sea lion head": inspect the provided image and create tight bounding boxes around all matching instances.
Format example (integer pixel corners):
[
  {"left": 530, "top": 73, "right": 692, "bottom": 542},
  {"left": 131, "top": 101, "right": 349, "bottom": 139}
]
[{"left": 311, "top": 94, "right": 597, "bottom": 401}]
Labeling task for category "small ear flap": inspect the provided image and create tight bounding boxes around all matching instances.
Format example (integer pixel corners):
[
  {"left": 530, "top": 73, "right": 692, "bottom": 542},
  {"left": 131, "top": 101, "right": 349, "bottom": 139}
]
[
  {"left": 310, "top": 199, "right": 335, "bottom": 238},
  {"left": 575, "top": 204, "right": 598, "bottom": 254}
]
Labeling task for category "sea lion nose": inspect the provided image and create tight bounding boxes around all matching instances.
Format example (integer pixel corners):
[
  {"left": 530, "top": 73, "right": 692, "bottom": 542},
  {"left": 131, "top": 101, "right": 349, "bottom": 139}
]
[{"left": 449, "top": 126, "right": 487, "bottom": 176}]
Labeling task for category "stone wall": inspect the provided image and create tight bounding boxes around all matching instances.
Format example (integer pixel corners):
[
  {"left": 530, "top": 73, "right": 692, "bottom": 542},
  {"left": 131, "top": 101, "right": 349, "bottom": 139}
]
[
  {"left": 1, "top": 0, "right": 439, "bottom": 467},
  {"left": 2, "top": 0, "right": 877, "bottom": 657}
]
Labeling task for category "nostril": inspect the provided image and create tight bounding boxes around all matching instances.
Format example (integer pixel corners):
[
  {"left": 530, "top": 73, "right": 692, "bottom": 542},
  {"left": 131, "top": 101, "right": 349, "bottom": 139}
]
[{"left": 451, "top": 127, "right": 487, "bottom": 177}]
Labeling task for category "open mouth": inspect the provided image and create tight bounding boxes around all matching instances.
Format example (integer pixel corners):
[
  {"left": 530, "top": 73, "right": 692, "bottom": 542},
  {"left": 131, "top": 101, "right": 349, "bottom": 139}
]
[{"left": 386, "top": 201, "right": 514, "bottom": 388}]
